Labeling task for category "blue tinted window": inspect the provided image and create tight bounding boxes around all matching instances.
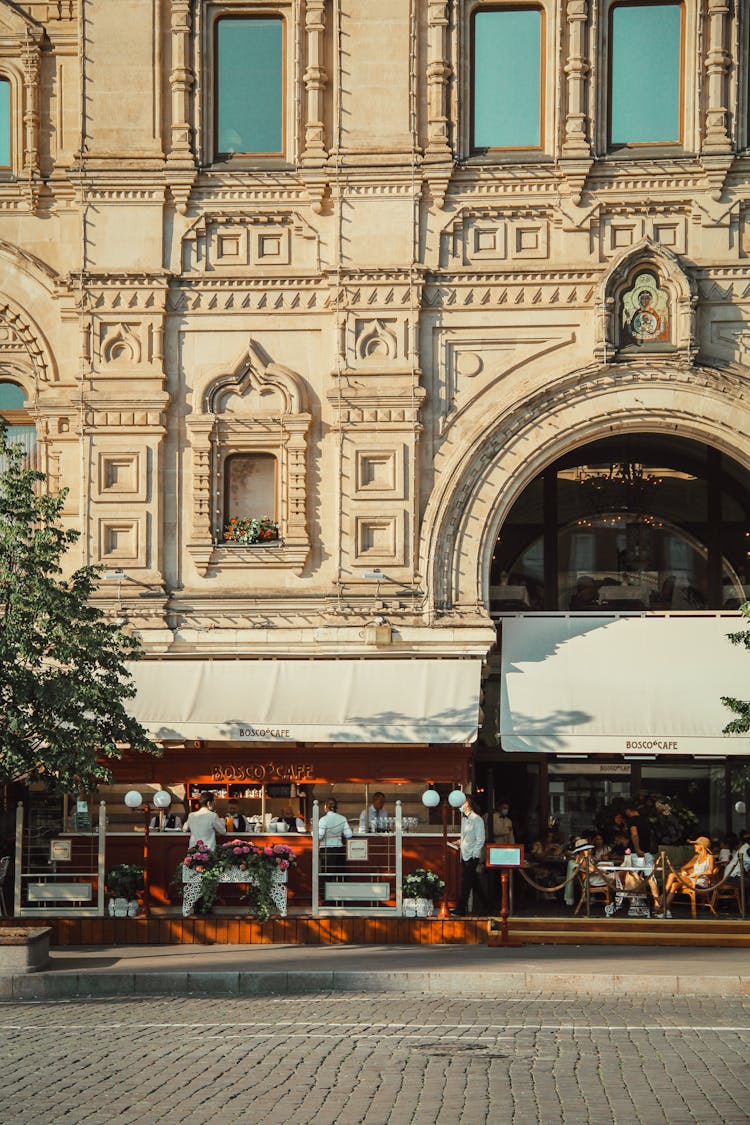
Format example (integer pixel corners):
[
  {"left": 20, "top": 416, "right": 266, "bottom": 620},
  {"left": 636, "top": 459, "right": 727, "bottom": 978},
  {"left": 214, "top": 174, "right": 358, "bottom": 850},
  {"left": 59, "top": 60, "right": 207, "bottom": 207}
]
[
  {"left": 473, "top": 9, "right": 542, "bottom": 149},
  {"left": 216, "top": 18, "right": 283, "bottom": 156},
  {"left": 610, "top": 4, "right": 682, "bottom": 145},
  {"left": 0, "top": 79, "right": 9, "bottom": 167}
]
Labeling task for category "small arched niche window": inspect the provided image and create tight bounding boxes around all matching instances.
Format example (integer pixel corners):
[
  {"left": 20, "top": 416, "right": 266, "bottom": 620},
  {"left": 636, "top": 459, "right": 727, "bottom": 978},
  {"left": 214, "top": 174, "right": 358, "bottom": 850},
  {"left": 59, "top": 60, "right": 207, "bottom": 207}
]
[{"left": 223, "top": 451, "right": 277, "bottom": 525}]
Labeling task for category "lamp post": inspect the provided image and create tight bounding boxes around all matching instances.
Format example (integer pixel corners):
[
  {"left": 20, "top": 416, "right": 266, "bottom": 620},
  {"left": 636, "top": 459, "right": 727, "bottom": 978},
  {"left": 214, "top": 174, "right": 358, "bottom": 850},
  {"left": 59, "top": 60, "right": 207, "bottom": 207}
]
[
  {"left": 421, "top": 785, "right": 466, "bottom": 918},
  {"left": 123, "top": 789, "right": 172, "bottom": 919}
]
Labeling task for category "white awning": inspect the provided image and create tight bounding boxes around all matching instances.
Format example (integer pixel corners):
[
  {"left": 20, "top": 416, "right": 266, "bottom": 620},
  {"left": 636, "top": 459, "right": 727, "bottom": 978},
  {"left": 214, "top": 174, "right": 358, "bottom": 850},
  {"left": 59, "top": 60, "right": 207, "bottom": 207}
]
[
  {"left": 500, "top": 614, "right": 750, "bottom": 757},
  {"left": 125, "top": 658, "right": 482, "bottom": 745}
]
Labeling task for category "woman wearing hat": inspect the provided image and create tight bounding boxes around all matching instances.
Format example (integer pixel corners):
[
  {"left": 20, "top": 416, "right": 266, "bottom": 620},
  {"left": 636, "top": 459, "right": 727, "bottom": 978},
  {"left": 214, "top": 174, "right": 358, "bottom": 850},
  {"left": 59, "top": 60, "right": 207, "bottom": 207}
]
[{"left": 662, "top": 836, "right": 716, "bottom": 918}]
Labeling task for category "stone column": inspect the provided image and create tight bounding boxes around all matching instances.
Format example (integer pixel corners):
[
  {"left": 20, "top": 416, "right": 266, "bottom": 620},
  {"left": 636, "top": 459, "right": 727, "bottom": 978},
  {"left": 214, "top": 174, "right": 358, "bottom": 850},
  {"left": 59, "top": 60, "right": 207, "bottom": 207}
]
[
  {"left": 22, "top": 32, "right": 41, "bottom": 178},
  {"left": 168, "top": 0, "right": 195, "bottom": 165},
  {"left": 425, "top": 0, "right": 451, "bottom": 158},
  {"left": 561, "top": 0, "right": 590, "bottom": 158},
  {"left": 703, "top": 0, "right": 732, "bottom": 154},
  {"left": 302, "top": 0, "right": 328, "bottom": 164}
]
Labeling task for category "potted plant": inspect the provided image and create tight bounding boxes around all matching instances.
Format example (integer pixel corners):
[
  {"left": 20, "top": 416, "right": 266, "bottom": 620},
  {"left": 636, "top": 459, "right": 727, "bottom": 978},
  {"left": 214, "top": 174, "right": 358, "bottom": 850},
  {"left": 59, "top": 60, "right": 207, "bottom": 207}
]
[
  {"left": 105, "top": 864, "right": 144, "bottom": 918},
  {"left": 223, "top": 517, "right": 279, "bottom": 545},
  {"left": 402, "top": 867, "right": 444, "bottom": 917}
]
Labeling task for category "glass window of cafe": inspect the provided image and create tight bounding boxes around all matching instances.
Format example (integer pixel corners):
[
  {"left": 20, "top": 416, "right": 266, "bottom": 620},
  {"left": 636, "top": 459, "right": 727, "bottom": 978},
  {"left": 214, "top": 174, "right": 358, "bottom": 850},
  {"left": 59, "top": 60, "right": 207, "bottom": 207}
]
[{"left": 490, "top": 434, "right": 750, "bottom": 613}]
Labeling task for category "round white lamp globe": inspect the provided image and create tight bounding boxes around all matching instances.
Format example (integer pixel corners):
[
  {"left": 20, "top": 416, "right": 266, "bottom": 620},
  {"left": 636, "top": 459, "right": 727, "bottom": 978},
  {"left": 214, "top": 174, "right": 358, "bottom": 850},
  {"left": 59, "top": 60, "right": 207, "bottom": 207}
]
[
  {"left": 421, "top": 789, "right": 440, "bottom": 808},
  {"left": 735, "top": 800, "right": 747, "bottom": 815},
  {"left": 448, "top": 789, "right": 466, "bottom": 808},
  {"left": 153, "top": 790, "right": 172, "bottom": 809},
  {"left": 124, "top": 790, "right": 143, "bottom": 809}
]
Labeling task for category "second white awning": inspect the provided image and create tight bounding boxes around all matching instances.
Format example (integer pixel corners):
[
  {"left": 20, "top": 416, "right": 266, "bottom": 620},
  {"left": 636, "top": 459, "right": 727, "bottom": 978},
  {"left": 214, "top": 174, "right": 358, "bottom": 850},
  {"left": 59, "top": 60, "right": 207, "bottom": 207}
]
[{"left": 500, "top": 614, "right": 750, "bottom": 756}]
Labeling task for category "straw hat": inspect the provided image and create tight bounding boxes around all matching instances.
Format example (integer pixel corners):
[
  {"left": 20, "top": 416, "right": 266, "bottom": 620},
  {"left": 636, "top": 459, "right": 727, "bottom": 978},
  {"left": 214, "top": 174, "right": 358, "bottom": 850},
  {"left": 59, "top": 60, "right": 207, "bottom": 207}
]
[
  {"left": 572, "top": 837, "right": 594, "bottom": 854},
  {"left": 688, "top": 836, "right": 711, "bottom": 849}
]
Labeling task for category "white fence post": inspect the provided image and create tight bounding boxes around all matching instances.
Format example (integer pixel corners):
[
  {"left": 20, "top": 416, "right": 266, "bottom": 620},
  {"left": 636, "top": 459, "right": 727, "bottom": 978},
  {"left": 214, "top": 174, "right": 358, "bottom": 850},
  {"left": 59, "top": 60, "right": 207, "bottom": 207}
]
[
  {"left": 311, "top": 799, "right": 320, "bottom": 917},
  {"left": 395, "top": 799, "right": 403, "bottom": 916}
]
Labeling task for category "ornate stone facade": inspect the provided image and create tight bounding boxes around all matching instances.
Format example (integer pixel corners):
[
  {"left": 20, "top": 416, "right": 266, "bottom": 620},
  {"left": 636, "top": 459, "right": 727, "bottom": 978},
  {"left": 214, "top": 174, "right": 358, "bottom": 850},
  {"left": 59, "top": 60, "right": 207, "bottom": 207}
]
[{"left": 0, "top": 0, "right": 748, "bottom": 672}]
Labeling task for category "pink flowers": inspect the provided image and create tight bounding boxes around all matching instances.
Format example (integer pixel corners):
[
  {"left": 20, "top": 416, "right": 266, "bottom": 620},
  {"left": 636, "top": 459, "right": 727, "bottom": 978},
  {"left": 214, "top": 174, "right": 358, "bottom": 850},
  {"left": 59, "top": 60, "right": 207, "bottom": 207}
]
[{"left": 279, "top": 860, "right": 289, "bottom": 871}]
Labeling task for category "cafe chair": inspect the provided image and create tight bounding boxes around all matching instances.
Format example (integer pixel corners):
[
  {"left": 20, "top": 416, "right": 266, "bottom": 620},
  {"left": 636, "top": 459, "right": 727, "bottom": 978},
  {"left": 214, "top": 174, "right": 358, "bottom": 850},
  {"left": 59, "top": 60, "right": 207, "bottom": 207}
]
[
  {"left": 671, "top": 872, "right": 721, "bottom": 919},
  {"left": 574, "top": 870, "right": 612, "bottom": 915},
  {"left": 0, "top": 855, "right": 10, "bottom": 917},
  {"left": 708, "top": 871, "right": 743, "bottom": 916}
]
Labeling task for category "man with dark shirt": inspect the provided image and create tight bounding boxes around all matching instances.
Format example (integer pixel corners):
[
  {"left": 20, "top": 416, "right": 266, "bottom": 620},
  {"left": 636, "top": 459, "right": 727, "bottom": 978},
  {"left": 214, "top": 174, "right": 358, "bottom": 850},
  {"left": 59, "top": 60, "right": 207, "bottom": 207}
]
[{"left": 624, "top": 800, "right": 661, "bottom": 910}]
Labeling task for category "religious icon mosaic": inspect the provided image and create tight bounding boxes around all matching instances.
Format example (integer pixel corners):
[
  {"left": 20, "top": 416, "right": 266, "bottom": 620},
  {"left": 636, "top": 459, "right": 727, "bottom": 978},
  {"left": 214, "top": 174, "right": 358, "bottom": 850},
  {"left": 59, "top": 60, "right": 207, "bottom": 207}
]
[{"left": 619, "top": 270, "right": 670, "bottom": 350}]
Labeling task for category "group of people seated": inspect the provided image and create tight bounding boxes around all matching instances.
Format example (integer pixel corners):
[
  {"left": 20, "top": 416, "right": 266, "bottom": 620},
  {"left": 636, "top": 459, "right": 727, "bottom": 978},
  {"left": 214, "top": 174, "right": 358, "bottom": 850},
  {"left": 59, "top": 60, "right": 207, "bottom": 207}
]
[{"left": 567, "top": 821, "right": 750, "bottom": 918}]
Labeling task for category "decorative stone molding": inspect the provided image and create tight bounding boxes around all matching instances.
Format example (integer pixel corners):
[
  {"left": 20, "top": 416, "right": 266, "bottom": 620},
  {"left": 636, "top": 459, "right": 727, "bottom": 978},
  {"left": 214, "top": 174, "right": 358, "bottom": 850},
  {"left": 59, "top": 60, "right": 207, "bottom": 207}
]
[
  {"left": 181, "top": 210, "right": 320, "bottom": 274},
  {"left": 0, "top": 3, "right": 44, "bottom": 207},
  {"left": 187, "top": 341, "right": 311, "bottom": 576}
]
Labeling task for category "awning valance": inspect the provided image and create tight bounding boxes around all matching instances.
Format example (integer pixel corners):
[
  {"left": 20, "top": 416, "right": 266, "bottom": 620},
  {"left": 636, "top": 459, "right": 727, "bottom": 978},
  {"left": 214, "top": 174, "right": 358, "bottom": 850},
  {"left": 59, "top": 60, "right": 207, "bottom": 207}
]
[
  {"left": 125, "top": 657, "right": 482, "bottom": 745},
  {"left": 500, "top": 614, "right": 750, "bottom": 757}
]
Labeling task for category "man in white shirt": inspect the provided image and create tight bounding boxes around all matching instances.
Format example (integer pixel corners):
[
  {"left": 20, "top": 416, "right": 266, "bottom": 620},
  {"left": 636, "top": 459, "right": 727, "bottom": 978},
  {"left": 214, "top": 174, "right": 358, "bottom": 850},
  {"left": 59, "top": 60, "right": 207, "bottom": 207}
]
[
  {"left": 358, "top": 791, "right": 388, "bottom": 832},
  {"left": 449, "top": 796, "right": 488, "bottom": 916},
  {"left": 725, "top": 831, "right": 750, "bottom": 887},
  {"left": 183, "top": 793, "right": 227, "bottom": 851}
]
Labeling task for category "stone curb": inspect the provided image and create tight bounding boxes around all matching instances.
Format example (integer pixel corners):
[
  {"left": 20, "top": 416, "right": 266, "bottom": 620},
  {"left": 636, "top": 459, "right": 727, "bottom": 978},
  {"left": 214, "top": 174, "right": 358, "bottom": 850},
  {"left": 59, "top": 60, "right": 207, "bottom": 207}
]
[{"left": 1, "top": 970, "right": 749, "bottom": 1001}]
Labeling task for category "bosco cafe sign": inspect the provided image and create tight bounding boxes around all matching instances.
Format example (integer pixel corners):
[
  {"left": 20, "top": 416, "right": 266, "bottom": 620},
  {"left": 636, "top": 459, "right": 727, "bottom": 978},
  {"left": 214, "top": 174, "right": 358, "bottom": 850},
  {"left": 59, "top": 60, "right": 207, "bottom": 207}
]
[{"left": 211, "top": 761, "right": 315, "bottom": 783}]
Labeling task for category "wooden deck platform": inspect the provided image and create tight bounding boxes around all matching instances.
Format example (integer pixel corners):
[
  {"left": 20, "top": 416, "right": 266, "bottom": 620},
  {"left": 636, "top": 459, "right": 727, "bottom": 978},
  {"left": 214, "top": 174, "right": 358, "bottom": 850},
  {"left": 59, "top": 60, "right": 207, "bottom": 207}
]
[{"left": 3, "top": 915, "right": 749, "bottom": 947}]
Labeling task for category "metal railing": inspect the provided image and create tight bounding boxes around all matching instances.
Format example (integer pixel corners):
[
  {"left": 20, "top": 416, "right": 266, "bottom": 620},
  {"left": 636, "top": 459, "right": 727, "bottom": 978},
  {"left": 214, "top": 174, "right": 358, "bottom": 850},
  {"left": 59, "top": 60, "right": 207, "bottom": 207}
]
[{"left": 312, "top": 799, "right": 404, "bottom": 916}]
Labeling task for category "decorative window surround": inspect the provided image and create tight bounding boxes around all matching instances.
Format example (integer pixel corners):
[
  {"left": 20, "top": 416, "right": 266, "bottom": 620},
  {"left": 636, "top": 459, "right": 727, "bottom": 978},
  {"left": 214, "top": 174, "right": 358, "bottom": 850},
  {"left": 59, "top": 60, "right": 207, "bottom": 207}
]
[
  {"left": 187, "top": 341, "right": 311, "bottom": 576},
  {"left": 0, "top": 4, "right": 43, "bottom": 208}
]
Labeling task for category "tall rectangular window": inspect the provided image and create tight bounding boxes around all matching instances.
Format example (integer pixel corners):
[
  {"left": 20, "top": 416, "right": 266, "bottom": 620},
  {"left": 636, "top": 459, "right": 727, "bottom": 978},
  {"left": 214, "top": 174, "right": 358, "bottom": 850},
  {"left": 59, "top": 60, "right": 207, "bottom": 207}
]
[
  {"left": 0, "top": 79, "right": 10, "bottom": 168},
  {"left": 610, "top": 3, "right": 682, "bottom": 146},
  {"left": 472, "top": 7, "right": 542, "bottom": 150},
  {"left": 215, "top": 17, "right": 283, "bottom": 157}
]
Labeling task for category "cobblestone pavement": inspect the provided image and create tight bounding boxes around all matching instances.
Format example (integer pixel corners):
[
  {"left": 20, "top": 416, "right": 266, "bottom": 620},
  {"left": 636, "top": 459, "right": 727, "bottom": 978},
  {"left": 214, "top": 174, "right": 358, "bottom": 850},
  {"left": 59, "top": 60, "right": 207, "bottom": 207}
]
[{"left": 1, "top": 994, "right": 749, "bottom": 1125}]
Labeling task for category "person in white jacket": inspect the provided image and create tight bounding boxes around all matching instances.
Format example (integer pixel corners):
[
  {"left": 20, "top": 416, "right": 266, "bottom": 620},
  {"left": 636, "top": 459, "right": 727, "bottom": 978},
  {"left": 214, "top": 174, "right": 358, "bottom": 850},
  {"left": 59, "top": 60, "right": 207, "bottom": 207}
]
[
  {"left": 449, "top": 797, "right": 488, "bottom": 916},
  {"left": 183, "top": 793, "right": 227, "bottom": 851},
  {"left": 318, "top": 798, "right": 352, "bottom": 874}
]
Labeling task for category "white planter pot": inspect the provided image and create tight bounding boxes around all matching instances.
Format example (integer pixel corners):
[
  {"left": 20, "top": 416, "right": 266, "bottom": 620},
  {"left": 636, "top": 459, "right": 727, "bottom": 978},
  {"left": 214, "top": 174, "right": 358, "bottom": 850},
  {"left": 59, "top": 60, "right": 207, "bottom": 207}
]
[
  {"left": 403, "top": 897, "right": 434, "bottom": 918},
  {"left": 127, "top": 900, "right": 140, "bottom": 917},
  {"left": 110, "top": 898, "right": 129, "bottom": 918},
  {"left": 403, "top": 899, "right": 417, "bottom": 917}
]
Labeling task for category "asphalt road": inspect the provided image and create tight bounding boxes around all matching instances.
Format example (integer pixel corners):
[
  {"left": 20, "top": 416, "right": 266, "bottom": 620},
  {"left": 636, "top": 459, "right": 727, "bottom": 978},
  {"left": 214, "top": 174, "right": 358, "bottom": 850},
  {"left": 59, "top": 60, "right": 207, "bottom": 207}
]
[{"left": 1, "top": 993, "right": 748, "bottom": 1124}]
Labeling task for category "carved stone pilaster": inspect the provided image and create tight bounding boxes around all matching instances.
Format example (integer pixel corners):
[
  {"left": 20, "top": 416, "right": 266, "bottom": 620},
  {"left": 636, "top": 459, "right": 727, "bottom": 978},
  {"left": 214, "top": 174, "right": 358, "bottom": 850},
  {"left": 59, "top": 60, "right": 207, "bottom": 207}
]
[
  {"left": 301, "top": 0, "right": 328, "bottom": 165},
  {"left": 167, "top": 0, "right": 196, "bottom": 168},
  {"left": 559, "top": 0, "right": 592, "bottom": 204},
  {"left": 703, "top": 0, "right": 732, "bottom": 158},
  {"left": 425, "top": 1, "right": 451, "bottom": 157},
  {"left": 21, "top": 31, "right": 41, "bottom": 179}
]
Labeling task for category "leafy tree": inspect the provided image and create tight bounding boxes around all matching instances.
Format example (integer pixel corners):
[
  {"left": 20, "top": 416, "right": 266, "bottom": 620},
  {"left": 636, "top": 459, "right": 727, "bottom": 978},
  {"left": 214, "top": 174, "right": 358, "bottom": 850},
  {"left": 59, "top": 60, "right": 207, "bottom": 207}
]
[
  {"left": 0, "top": 428, "right": 160, "bottom": 792},
  {"left": 722, "top": 601, "right": 750, "bottom": 734}
]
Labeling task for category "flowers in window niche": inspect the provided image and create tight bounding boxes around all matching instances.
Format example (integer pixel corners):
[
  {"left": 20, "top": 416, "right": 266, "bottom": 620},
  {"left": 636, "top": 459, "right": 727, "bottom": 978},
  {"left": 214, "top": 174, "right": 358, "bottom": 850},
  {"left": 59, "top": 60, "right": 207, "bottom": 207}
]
[{"left": 223, "top": 516, "right": 279, "bottom": 545}]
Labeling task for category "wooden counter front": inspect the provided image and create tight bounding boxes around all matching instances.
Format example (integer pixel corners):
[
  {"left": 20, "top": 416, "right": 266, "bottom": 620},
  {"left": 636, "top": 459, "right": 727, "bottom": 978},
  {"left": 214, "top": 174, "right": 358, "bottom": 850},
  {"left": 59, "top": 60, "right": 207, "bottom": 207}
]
[{"left": 102, "top": 831, "right": 460, "bottom": 911}]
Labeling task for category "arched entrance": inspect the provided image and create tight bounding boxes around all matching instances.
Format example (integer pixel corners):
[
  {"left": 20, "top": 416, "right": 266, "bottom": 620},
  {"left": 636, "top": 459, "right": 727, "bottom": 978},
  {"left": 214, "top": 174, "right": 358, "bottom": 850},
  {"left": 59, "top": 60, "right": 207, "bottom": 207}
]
[{"left": 490, "top": 433, "right": 750, "bottom": 614}]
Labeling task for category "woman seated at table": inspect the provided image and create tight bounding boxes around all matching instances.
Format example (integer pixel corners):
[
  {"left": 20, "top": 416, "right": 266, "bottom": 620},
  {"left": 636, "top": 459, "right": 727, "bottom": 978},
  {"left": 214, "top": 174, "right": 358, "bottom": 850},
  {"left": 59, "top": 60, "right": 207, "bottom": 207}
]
[{"left": 662, "top": 836, "right": 716, "bottom": 917}]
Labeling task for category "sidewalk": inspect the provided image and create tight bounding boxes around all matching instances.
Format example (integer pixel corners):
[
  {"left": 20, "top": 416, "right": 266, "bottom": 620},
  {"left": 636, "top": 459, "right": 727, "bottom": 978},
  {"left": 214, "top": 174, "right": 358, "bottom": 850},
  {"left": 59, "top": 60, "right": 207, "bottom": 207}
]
[{"left": 2, "top": 943, "right": 749, "bottom": 1001}]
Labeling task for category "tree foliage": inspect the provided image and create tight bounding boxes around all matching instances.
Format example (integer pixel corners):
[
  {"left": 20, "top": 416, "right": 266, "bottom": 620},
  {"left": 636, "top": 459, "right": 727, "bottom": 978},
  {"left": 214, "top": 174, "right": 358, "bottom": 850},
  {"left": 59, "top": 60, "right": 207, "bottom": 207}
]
[
  {"left": 722, "top": 601, "right": 750, "bottom": 734},
  {"left": 0, "top": 429, "right": 160, "bottom": 792}
]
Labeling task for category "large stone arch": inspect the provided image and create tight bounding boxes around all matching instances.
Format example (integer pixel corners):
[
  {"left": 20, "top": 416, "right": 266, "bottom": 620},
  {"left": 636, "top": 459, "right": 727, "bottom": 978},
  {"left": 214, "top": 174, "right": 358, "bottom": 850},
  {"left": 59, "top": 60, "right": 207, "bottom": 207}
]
[{"left": 421, "top": 360, "right": 750, "bottom": 616}]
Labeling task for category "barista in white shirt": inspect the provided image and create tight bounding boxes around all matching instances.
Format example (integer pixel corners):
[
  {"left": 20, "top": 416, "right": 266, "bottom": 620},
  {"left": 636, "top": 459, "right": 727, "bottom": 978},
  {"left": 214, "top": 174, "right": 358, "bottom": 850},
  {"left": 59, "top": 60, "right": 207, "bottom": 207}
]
[
  {"left": 182, "top": 793, "right": 227, "bottom": 851},
  {"left": 358, "top": 792, "right": 389, "bottom": 832}
]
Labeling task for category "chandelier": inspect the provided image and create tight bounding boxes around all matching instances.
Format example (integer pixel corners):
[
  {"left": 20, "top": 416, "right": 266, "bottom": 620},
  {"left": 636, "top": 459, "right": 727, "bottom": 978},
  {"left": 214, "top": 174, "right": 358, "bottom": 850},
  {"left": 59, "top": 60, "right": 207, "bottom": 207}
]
[{"left": 577, "top": 461, "right": 662, "bottom": 514}]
